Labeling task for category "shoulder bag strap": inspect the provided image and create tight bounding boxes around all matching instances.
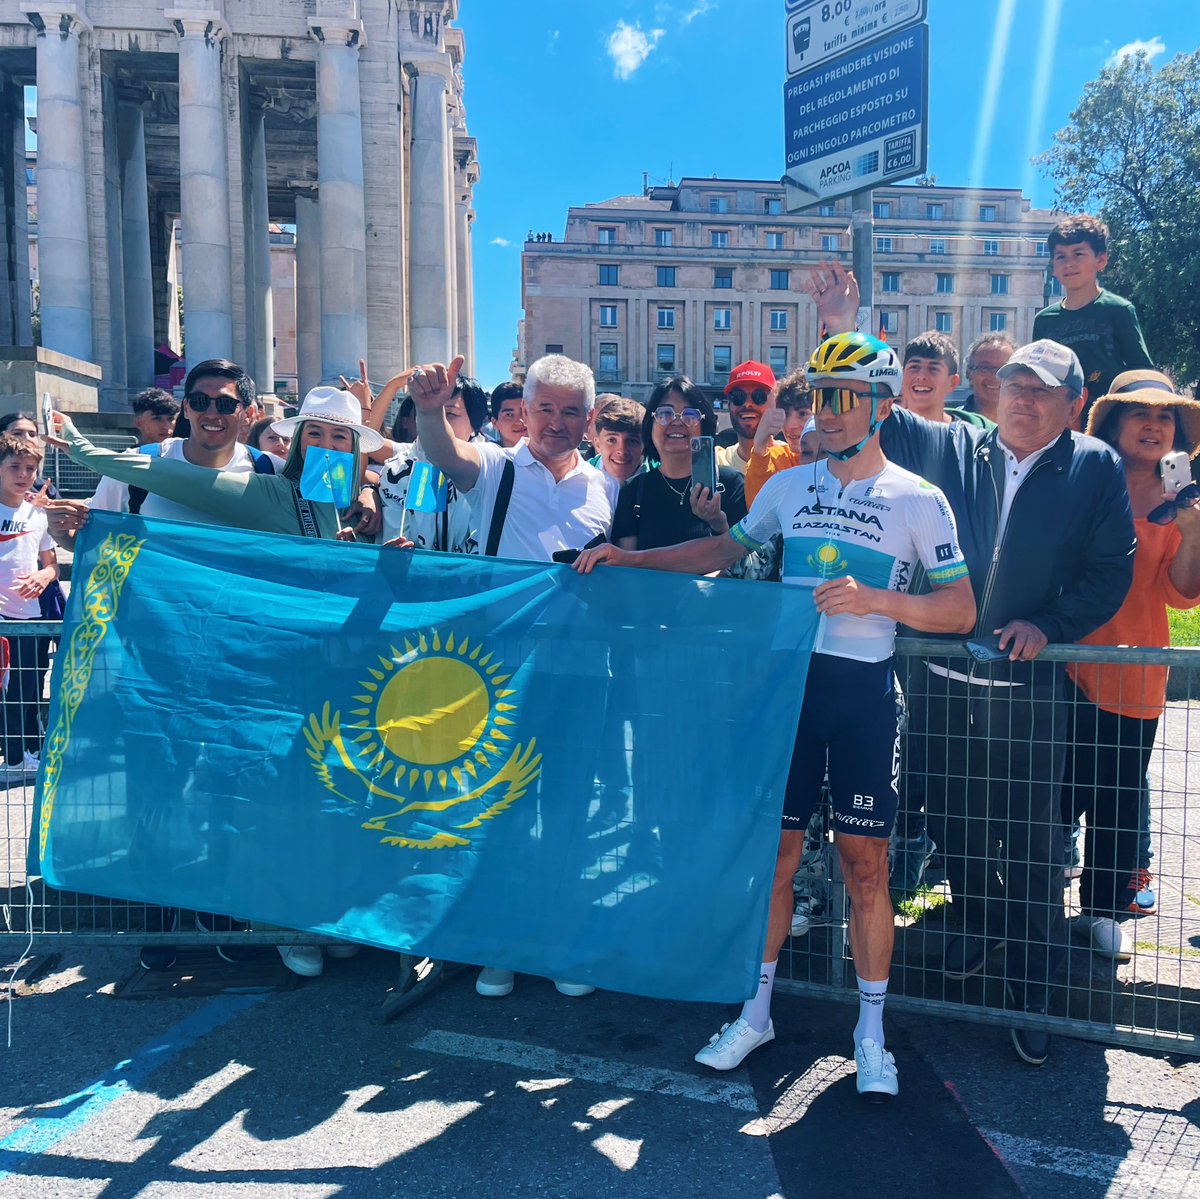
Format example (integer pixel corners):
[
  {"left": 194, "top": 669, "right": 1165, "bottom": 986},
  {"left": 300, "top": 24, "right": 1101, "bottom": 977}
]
[
  {"left": 484, "top": 457, "right": 516, "bottom": 558},
  {"left": 290, "top": 486, "right": 323, "bottom": 539}
]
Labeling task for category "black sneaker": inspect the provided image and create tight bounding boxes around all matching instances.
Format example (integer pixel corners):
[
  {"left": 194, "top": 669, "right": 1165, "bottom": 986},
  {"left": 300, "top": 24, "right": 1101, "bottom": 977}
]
[
  {"left": 943, "top": 934, "right": 1006, "bottom": 980},
  {"left": 1006, "top": 983, "right": 1051, "bottom": 1067},
  {"left": 139, "top": 906, "right": 179, "bottom": 971}
]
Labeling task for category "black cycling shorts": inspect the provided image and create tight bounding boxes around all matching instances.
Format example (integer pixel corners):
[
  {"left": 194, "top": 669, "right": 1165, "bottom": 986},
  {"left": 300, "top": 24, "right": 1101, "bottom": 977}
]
[{"left": 782, "top": 652, "right": 900, "bottom": 840}]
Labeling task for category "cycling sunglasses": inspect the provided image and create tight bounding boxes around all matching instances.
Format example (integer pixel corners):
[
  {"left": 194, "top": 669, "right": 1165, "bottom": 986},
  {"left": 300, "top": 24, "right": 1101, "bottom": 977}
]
[
  {"left": 186, "top": 393, "right": 245, "bottom": 416},
  {"left": 811, "top": 386, "right": 881, "bottom": 415}
]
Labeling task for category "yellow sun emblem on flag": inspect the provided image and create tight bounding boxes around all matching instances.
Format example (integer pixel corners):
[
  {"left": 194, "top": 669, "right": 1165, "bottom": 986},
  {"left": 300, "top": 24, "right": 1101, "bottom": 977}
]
[
  {"left": 303, "top": 629, "right": 542, "bottom": 850},
  {"left": 807, "top": 543, "right": 847, "bottom": 577}
]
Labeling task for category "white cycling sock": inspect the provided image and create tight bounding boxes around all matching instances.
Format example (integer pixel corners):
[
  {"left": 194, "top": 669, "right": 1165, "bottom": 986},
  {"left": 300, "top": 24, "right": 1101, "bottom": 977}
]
[
  {"left": 854, "top": 975, "right": 888, "bottom": 1046},
  {"left": 740, "top": 960, "right": 777, "bottom": 1033}
]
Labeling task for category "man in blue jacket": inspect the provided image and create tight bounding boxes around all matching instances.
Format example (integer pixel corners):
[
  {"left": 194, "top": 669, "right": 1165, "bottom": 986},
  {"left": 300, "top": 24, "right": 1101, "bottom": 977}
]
[{"left": 878, "top": 339, "right": 1135, "bottom": 1066}]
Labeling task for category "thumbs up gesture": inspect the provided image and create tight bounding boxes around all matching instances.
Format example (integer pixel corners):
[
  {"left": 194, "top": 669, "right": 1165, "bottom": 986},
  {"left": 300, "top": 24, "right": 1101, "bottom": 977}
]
[{"left": 753, "top": 392, "right": 786, "bottom": 453}]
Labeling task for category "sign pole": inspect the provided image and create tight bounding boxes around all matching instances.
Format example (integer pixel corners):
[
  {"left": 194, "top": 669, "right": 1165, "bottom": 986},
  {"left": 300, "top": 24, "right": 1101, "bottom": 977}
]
[{"left": 851, "top": 189, "right": 874, "bottom": 331}]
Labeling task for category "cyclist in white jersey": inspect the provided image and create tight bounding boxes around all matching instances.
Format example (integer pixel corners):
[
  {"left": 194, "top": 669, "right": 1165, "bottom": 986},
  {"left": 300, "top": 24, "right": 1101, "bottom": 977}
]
[{"left": 575, "top": 333, "right": 975, "bottom": 1099}]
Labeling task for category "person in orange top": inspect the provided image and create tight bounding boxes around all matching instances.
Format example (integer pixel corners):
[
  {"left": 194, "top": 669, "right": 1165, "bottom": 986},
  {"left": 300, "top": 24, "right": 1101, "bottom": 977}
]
[
  {"left": 1062, "top": 370, "right": 1200, "bottom": 959},
  {"left": 744, "top": 369, "right": 814, "bottom": 505}
]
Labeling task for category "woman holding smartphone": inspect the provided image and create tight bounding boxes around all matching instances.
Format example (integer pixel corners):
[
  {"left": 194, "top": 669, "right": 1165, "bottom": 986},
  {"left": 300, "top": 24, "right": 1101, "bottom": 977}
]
[
  {"left": 610, "top": 376, "right": 746, "bottom": 553},
  {"left": 1062, "top": 370, "right": 1200, "bottom": 959}
]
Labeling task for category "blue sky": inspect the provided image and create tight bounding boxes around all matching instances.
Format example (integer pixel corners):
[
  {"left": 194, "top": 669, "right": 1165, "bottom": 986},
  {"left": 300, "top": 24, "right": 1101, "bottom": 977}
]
[{"left": 463, "top": 0, "right": 1200, "bottom": 388}]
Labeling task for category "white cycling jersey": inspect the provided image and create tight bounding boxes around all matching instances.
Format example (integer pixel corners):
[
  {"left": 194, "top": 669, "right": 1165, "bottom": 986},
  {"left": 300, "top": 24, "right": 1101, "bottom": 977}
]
[{"left": 731, "top": 458, "right": 967, "bottom": 662}]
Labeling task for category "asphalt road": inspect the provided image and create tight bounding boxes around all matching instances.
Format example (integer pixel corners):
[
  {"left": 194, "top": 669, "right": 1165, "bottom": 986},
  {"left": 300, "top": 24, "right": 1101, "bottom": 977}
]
[{"left": 2, "top": 943, "right": 1199, "bottom": 1199}]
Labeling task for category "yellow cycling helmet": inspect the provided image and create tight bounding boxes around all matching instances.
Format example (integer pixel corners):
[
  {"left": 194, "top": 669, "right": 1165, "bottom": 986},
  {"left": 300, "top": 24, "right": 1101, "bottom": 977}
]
[{"left": 808, "top": 332, "right": 902, "bottom": 398}]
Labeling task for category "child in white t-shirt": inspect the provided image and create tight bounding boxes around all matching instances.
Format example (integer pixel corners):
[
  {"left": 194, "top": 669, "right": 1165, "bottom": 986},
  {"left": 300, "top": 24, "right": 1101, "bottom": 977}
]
[{"left": 0, "top": 434, "right": 59, "bottom": 777}]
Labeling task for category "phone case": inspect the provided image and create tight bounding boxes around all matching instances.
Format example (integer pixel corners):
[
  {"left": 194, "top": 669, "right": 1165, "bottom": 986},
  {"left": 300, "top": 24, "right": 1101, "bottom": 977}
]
[
  {"left": 690, "top": 436, "right": 717, "bottom": 496},
  {"left": 1160, "top": 451, "right": 1191, "bottom": 495}
]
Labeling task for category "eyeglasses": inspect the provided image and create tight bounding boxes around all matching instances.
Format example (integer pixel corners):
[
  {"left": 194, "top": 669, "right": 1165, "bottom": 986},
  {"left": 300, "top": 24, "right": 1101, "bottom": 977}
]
[
  {"left": 728, "top": 389, "right": 770, "bottom": 407},
  {"left": 812, "top": 386, "right": 880, "bottom": 415},
  {"left": 186, "top": 392, "right": 244, "bottom": 415},
  {"left": 652, "top": 407, "right": 703, "bottom": 428},
  {"left": 1148, "top": 483, "right": 1200, "bottom": 525}
]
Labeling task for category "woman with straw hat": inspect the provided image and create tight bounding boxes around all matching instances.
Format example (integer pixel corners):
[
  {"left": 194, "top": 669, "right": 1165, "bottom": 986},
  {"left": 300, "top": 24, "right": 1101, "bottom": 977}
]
[{"left": 1062, "top": 370, "right": 1200, "bottom": 960}]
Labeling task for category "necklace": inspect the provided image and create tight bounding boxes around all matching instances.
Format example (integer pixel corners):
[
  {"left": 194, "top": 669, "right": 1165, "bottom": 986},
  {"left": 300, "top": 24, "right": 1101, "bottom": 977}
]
[{"left": 660, "top": 472, "right": 690, "bottom": 506}]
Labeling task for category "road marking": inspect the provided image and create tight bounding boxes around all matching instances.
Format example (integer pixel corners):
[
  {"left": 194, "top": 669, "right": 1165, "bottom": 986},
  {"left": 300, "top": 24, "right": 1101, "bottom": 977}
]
[
  {"left": 410, "top": 1029, "right": 759, "bottom": 1112},
  {"left": 982, "top": 1129, "right": 1200, "bottom": 1196},
  {"left": 0, "top": 992, "right": 264, "bottom": 1179}
]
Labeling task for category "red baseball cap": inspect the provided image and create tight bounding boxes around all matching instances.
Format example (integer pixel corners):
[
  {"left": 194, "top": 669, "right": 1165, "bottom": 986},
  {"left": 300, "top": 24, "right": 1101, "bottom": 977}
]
[{"left": 724, "top": 360, "right": 776, "bottom": 396}]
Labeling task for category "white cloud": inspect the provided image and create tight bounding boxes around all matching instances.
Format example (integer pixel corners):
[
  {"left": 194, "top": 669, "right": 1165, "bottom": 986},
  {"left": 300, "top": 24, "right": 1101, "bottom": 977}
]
[
  {"left": 1107, "top": 36, "right": 1165, "bottom": 66},
  {"left": 490, "top": 237, "right": 512, "bottom": 248},
  {"left": 683, "top": 1, "right": 716, "bottom": 23},
  {"left": 606, "top": 20, "right": 665, "bottom": 81},
  {"left": 547, "top": 29, "right": 560, "bottom": 54}
]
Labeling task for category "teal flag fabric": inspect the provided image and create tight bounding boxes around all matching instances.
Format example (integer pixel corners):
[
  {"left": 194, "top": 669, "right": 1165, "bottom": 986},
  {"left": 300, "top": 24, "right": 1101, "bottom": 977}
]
[{"left": 37, "top": 513, "right": 817, "bottom": 1002}]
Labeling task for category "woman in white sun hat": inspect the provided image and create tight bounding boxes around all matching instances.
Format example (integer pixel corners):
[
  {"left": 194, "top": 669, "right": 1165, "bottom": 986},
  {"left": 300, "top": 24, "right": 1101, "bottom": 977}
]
[{"left": 50, "top": 386, "right": 386, "bottom": 541}]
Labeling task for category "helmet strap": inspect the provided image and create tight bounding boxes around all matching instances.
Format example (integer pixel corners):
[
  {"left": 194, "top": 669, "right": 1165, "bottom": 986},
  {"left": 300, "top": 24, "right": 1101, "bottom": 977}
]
[{"left": 826, "top": 394, "right": 882, "bottom": 462}]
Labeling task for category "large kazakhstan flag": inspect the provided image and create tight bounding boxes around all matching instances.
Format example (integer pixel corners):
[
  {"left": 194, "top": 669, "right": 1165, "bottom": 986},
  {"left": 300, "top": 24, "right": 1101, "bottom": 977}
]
[{"left": 36, "top": 513, "right": 816, "bottom": 1002}]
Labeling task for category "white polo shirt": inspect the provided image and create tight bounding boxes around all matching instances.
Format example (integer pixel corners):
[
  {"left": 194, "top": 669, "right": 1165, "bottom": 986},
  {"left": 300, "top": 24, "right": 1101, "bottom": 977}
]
[{"left": 465, "top": 440, "right": 619, "bottom": 562}]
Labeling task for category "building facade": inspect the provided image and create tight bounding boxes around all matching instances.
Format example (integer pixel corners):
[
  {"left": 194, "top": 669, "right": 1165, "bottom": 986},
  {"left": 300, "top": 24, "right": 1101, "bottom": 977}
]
[
  {"left": 516, "top": 177, "right": 1061, "bottom": 399},
  {"left": 0, "top": 0, "right": 478, "bottom": 410}
]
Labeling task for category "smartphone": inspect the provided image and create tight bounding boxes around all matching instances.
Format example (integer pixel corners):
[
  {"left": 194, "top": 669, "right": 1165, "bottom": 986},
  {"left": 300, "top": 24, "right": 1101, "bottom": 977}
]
[
  {"left": 690, "top": 436, "right": 718, "bottom": 497},
  {"left": 1160, "top": 450, "right": 1192, "bottom": 496},
  {"left": 41, "top": 391, "right": 54, "bottom": 437},
  {"left": 964, "top": 635, "right": 1009, "bottom": 663}
]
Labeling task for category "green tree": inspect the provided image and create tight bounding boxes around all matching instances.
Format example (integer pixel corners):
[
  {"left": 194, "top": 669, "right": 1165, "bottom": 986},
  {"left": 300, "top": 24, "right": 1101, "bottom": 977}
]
[{"left": 1037, "top": 49, "right": 1200, "bottom": 383}]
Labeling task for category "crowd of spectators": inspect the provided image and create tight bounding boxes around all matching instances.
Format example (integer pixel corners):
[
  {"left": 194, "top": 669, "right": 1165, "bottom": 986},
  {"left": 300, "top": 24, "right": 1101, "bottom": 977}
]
[{"left": 5, "top": 215, "right": 1193, "bottom": 1093}]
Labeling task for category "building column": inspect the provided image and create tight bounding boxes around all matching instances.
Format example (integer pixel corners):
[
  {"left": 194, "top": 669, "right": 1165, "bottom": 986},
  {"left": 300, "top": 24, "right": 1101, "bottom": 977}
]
[
  {"left": 247, "top": 101, "right": 274, "bottom": 393},
  {"left": 118, "top": 85, "right": 155, "bottom": 391},
  {"left": 454, "top": 198, "right": 474, "bottom": 373},
  {"left": 0, "top": 69, "right": 32, "bottom": 347},
  {"left": 407, "top": 65, "right": 453, "bottom": 365},
  {"left": 99, "top": 69, "right": 129, "bottom": 406},
  {"left": 452, "top": 131, "right": 478, "bottom": 374},
  {"left": 24, "top": 4, "right": 94, "bottom": 361},
  {"left": 168, "top": 8, "right": 234, "bottom": 364},
  {"left": 309, "top": 6, "right": 367, "bottom": 384},
  {"left": 292, "top": 181, "right": 321, "bottom": 400}
]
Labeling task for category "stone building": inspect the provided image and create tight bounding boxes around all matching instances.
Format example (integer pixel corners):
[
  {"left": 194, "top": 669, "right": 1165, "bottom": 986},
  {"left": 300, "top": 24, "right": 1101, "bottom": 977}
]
[
  {"left": 516, "top": 177, "right": 1061, "bottom": 400},
  {"left": 0, "top": 0, "right": 478, "bottom": 411}
]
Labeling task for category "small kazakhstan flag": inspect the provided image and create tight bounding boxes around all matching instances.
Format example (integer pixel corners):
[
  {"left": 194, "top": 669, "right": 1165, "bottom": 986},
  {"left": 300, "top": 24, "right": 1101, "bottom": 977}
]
[
  {"left": 35, "top": 513, "right": 817, "bottom": 1002},
  {"left": 406, "top": 460, "right": 448, "bottom": 513},
  {"left": 300, "top": 447, "right": 355, "bottom": 507}
]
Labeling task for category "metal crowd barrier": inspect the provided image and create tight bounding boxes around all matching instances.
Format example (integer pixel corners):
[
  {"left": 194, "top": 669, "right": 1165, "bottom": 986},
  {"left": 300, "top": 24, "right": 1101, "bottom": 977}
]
[
  {"left": 778, "top": 637, "right": 1200, "bottom": 1057},
  {"left": 3, "top": 621, "right": 1198, "bottom": 1056}
]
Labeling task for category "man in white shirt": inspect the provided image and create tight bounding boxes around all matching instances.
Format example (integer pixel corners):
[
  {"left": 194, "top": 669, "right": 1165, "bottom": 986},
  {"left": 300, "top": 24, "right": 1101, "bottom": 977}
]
[
  {"left": 414, "top": 353, "right": 618, "bottom": 562},
  {"left": 412, "top": 351, "right": 619, "bottom": 1001}
]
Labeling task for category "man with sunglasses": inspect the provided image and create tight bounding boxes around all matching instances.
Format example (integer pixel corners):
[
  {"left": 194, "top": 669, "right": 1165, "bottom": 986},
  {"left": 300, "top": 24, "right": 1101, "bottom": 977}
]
[
  {"left": 717, "top": 361, "right": 777, "bottom": 476},
  {"left": 576, "top": 333, "right": 976, "bottom": 1098}
]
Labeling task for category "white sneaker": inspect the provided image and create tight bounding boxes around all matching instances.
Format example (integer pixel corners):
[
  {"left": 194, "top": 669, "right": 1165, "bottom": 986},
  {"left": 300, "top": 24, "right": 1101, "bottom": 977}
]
[
  {"left": 553, "top": 980, "right": 595, "bottom": 997},
  {"left": 1072, "top": 916, "right": 1132, "bottom": 962},
  {"left": 694, "top": 1017, "right": 774, "bottom": 1071},
  {"left": 277, "top": 945, "right": 324, "bottom": 977},
  {"left": 476, "top": 967, "right": 515, "bottom": 997},
  {"left": 790, "top": 903, "right": 811, "bottom": 937},
  {"left": 21, "top": 751, "right": 40, "bottom": 773},
  {"left": 855, "top": 1038, "right": 899, "bottom": 1098},
  {"left": 324, "top": 943, "right": 361, "bottom": 959}
]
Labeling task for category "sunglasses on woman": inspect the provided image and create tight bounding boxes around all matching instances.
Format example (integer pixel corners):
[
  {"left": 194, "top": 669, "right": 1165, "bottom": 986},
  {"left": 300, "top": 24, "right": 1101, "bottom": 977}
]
[
  {"left": 652, "top": 407, "right": 703, "bottom": 428},
  {"left": 1148, "top": 483, "right": 1200, "bottom": 526}
]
